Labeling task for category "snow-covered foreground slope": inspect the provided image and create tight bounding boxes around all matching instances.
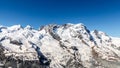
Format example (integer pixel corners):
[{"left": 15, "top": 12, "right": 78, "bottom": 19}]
[{"left": 0, "top": 23, "right": 120, "bottom": 68}]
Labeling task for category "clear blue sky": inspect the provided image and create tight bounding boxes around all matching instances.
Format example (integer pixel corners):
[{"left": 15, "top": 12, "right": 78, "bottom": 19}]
[{"left": 0, "top": 0, "right": 120, "bottom": 37}]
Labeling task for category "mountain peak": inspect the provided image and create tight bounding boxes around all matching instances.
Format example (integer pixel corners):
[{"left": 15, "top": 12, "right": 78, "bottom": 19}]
[
  {"left": 25, "top": 25, "right": 33, "bottom": 30},
  {"left": 8, "top": 24, "right": 22, "bottom": 31}
]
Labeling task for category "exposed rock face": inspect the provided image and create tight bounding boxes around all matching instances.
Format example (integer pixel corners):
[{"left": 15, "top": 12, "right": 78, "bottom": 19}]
[{"left": 0, "top": 23, "right": 120, "bottom": 68}]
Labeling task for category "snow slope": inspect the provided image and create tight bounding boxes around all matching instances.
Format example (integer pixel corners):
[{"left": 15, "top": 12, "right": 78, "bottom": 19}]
[{"left": 0, "top": 23, "right": 120, "bottom": 68}]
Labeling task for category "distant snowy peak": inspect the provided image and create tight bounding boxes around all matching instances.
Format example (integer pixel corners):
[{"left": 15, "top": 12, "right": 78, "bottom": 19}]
[
  {"left": 25, "top": 25, "right": 33, "bottom": 30},
  {"left": 8, "top": 25, "right": 22, "bottom": 30},
  {"left": 91, "top": 30, "right": 112, "bottom": 45}
]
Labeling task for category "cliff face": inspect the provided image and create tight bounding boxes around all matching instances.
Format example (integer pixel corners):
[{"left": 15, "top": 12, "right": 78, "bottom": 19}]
[{"left": 0, "top": 23, "right": 120, "bottom": 68}]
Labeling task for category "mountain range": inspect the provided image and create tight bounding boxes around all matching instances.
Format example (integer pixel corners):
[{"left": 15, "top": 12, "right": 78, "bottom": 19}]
[{"left": 0, "top": 23, "right": 120, "bottom": 68}]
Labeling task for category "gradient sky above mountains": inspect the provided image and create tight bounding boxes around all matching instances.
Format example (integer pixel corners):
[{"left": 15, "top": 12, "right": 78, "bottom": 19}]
[{"left": 0, "top": 0, "right": 120, "bottom": 37}]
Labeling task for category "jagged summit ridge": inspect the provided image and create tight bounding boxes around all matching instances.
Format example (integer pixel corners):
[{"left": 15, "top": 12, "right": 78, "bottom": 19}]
[{"left": 0, "top": 23, "right": 120, "bottom": 68}]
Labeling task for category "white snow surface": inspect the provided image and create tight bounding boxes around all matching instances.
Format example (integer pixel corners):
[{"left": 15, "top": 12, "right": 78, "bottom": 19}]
[{"left": 0, "top": 23, "right": 120, "bottom": 68}]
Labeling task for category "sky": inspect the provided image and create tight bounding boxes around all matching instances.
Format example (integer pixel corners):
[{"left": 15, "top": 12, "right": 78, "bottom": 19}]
[{"left": 0, "top": 0, "right": 120, "bottom": 37}]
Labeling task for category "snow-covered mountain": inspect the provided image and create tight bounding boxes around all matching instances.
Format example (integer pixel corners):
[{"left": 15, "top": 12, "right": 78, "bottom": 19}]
[{"left": 0, "top": 23, "right": 120, "bottom": 68}]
